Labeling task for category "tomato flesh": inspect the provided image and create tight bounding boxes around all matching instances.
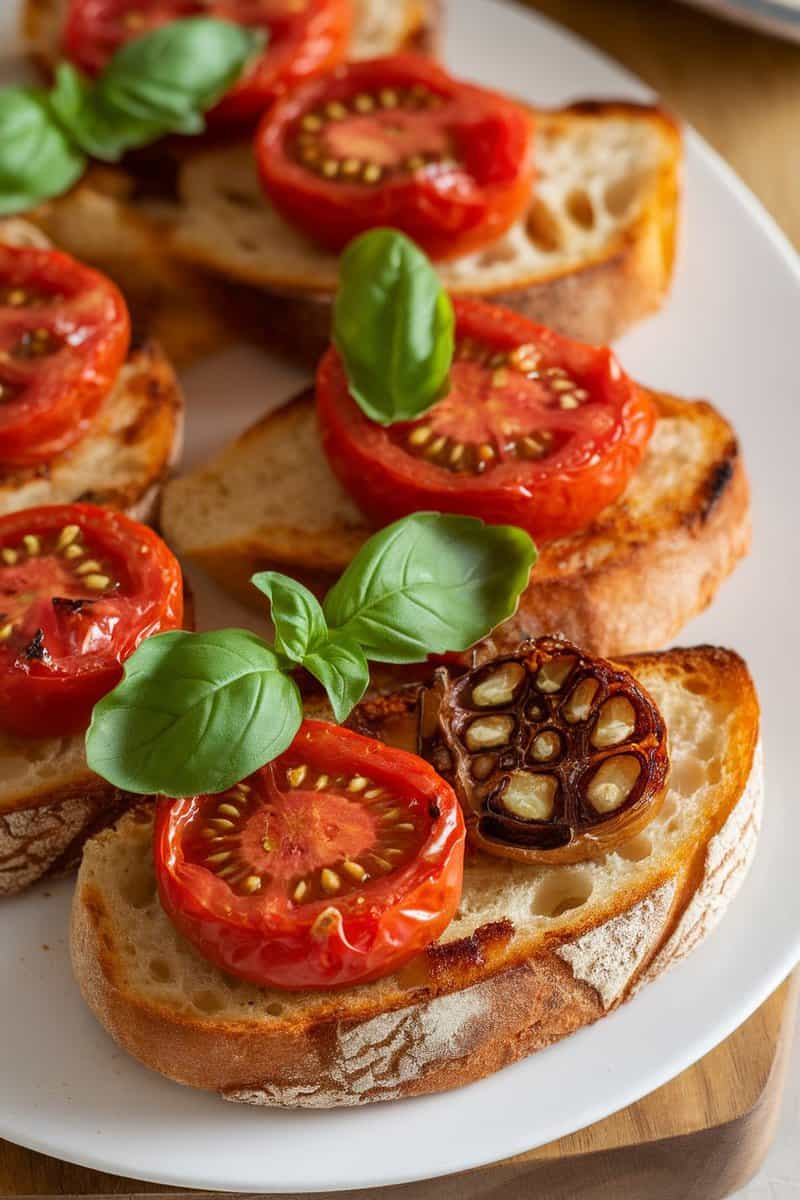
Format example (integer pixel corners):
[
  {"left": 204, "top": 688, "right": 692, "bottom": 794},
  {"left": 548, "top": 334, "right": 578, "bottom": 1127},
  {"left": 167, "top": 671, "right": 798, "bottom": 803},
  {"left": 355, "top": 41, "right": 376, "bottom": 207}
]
[
  {"left": 255, "top": 55, "right": 536, "bottom": 259},
  {"left": 62, "top": 0, "right": 353, "bottom": 125},
  {"left": 0, "top": 246, "right": 130, "bottom": 467},
  {"left": 317, "top": 297, "right": 656, "bottom": 542},
  {"left": 0, "top": 504, "right": 183, "bottom": 738},
  {"left": 155, "top": 721, "right": 465, "bottom": 990}
]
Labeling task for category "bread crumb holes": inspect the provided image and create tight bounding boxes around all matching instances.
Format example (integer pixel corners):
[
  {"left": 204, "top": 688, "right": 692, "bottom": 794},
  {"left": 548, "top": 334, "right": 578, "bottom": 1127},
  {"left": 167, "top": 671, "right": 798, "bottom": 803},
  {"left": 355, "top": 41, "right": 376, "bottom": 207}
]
[{"left": 532, "top": 870, "right": 593, "bottom": 918}]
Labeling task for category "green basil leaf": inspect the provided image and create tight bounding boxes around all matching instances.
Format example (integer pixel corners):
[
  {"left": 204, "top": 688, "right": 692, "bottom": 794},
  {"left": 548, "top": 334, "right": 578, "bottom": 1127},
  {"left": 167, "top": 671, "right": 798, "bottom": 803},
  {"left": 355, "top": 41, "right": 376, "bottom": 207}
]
[
  {"left": 333, "top": 229, "right": 454, "bottom": 425},
  {"left": 0, "top": 88, "right": 86, "bottom": 215},
  {"left": 100, "top": 18, "right": 261, "bottom": 122},
  {"left": 58, "top": 19, "right": 262, "bottom": 160},
  {"left": 251, "top": 571, "right": 328, "bottom": 664},
  {"left": 48, "top": 63, "right": 142, "bottom": 164},
  {"left": 303, "top": 637, "right": 370, "bottom": 724},
  {"left": 324, "top": 512, "right": 537, "bottom": 663},
  {"left": 86, "top": 628, "right": 301, "bottom": 797}
]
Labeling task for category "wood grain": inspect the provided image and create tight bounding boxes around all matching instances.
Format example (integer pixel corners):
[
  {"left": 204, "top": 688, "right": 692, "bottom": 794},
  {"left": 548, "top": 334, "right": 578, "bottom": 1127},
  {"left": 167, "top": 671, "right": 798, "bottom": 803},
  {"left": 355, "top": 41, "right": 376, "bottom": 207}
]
[{"left": 522, "top": 0, "right": 800, "bottom": 247}]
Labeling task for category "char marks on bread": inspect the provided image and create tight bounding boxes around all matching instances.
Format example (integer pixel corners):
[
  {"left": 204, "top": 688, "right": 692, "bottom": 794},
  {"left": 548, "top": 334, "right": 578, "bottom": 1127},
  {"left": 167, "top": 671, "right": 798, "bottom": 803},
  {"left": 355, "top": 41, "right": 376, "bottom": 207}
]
[{"left": 160, "top": 388, "right": 750, "bottom": 658}]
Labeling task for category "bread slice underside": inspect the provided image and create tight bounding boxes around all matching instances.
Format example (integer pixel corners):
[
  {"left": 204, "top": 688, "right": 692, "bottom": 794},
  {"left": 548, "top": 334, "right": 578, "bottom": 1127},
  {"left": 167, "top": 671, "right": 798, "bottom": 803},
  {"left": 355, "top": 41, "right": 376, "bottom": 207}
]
[
  {"left": 19, "top": 0, "right": 442, "bottom": 366},
  {"left": 169, "top": 102, "right": 680, "bottom": 358},
  {"left": 70, "top": 646, "right": 761, "bottom": 1106},
  {"left": 160, "top": 388, "right": 750, "bottom": 658}
]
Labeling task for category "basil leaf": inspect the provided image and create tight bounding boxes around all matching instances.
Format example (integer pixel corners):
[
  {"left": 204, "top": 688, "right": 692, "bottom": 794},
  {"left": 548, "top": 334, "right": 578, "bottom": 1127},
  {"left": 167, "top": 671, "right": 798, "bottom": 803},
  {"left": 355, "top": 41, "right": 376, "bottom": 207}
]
[
  {"left": 0, "top": 88, "right": 85, "bottom": 215},
  {"left": 86, "top": 629, "right": 302, "bottom": 797},
  {"left": 324, "top": 512, "right": 537, "bottom": 663},
  {"left": 333, "top": 229, "right": 454, "bottom": 425},
  {"left": 57, "top": 19, "right": 262, "bottom": 161},
  {"left": 49, "top": 64, "right": 141, "bottom": 163},
  {"left": 99, "top": 18, "right": 261, "bottom": 126},
  {"left": 304, "top": 638, "right": 370, "bottom": 724},
  {"left": 251, "top": 571, "right": 328, "bottom": 664}
]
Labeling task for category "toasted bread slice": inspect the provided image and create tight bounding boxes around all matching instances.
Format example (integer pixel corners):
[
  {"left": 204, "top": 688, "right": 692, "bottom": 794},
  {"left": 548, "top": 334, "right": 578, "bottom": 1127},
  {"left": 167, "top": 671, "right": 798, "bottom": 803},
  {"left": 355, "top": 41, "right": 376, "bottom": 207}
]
[
  {"left": 20, "top": 0, "right": 442, "bottom": 366},
  {"left": 0, "top": 579, "right": 194, "bottom": 899},
  {"left": 0, "top": 337, "right": 184, "bottom": 523},
  {"left": 0, "top": 730, "right": 132, "bottom": 897},
  {"left": 23, "top": 0, "right": 440, "bottom": 73},
  {"left": 169, "top": 102, "right": 680, "bottom": 359},
  {"left": 160, "top": 388, "right": 750, "bottom": 658},
  {"left": 70, "top": 646, "right": 761, "bottom": 1106},
  {"left": 0, "top": 219, "right": 184, "bottom": 520},
  {"left": 25, "top": 171, "right": 240, "bottom": 369}
]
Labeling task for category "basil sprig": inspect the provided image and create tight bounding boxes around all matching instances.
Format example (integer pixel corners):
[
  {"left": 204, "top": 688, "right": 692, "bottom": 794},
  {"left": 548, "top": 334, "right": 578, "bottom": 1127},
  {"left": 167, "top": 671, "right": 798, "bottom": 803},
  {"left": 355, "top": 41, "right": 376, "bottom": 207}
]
[
  {"left": 86, "top": 513, "right": 537, "bottom": 797},
  {"left": 0, "top": 90, "right": 86, "bottom": 215},
  {"left": 0, "top": 19, "right": 260, "bottom": 216},
  {"left": 333, "top": 229, "right": 455, "bottom": 425}
]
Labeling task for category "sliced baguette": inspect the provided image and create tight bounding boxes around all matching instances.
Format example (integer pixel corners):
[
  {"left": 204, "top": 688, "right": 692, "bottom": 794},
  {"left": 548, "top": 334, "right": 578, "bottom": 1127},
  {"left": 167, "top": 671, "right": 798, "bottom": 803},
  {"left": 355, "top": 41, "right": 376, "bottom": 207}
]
[
  {"left": 160, "top": 388, "right": 750, "bottom": 658},
  {"left": 0, "top": 218, "right": 184, "bottom": 521},
  {"left": 169, "top": 101, "right": 680, "bottom": 359},
  {"left": 0, "top": 577, "right": 194, "bottom": 898},
  {"left": 22, "top": 0, "right": 441, "bottom": 73},
  {"left": 0, "top": 338, "right": 184, "bottom": 523},
  {"left": 0, "top": 730, "right": 131, "bottom": 897},
  {"left": 20, "top": 0, "right": 442, "bottom": 366},
  {"left": 24, "top": 171, "right": 241, "bottom": 369},
  {"left": 70, "top": 645, "right": 762, "bottom": 1106}
]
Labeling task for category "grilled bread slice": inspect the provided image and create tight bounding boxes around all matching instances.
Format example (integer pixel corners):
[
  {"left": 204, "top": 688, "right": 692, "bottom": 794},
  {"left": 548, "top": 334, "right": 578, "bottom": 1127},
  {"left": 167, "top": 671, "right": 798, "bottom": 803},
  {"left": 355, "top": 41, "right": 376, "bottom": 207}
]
[
  {"left": 25, "top": 173, "right": 242, "bottom": 370},
  {"left": 0, "top": 212, "right": 186, "bottom": 895},
  {"left": 0, "top": 729, "right": 132, "bottom": 897},
  {"left": 169, "top": 101, "right": 680, "bottom": 359},
  {"left": 20, "top": 0, "right": 443, "bottom": 366},
  {"left": 160, "top": 388, "right": 750, "bottom": 658},
  {"left": 70, "top": 646, "right": 761, "bottom": 1106},
  {"left": 0, "top": 219, "right": 184, "bottom": 521},
  {"left": 22, "top": 0, "right": 440, "bottom": 73},
  {"left": 0, "top": 577, "right": 194, "bottom": 899}
]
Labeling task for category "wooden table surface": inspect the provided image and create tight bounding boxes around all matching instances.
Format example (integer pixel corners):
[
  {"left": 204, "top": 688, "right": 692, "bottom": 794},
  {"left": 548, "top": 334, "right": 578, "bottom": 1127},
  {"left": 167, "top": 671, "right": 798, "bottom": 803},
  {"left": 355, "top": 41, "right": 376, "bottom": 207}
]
[{"left": 523, "top": 0, "right": 800, "bottom": 247}]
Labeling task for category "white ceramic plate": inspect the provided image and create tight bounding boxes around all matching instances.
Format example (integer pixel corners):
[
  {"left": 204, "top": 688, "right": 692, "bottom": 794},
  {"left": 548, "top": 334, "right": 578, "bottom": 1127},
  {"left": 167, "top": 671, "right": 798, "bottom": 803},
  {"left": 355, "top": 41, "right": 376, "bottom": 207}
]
[
  {"left": 1, "top": 0, "right": 799, "bottom": 1192},
  {"left": 683, "top": 0, "right": 800, "bottom": 42}
]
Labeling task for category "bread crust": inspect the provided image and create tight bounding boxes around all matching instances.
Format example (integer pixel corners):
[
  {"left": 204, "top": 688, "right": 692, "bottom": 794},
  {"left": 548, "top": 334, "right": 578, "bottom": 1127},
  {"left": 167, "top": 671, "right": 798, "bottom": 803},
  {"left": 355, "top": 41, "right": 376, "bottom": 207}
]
[
  {"left": 0, "top": 218, "right": 185, "bottom": 519},
  {"left": 69, "top": 647, "right": 761, "bottom": 1105},
  {"left": 492, "top": 397, "right": 751, "bottom": 655},
  {"left": 0, "top": 337, "right": 184, "bottom": 523},
  {"left": 162, "top": 390, "right": 750, "bottom": 658},
  {"left": 0, "top": 581, "right": 195, "bottom": 899},
  {"left": 0, "top": 777, "right": 131, "bottom": 897}
]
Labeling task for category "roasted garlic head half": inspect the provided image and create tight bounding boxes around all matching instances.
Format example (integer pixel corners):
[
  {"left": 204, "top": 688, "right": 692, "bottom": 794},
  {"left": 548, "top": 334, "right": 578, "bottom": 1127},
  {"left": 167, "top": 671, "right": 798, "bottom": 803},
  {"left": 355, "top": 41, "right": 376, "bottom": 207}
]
[{"left": 419, "top": 637, "right": 670, "bottom": 864}]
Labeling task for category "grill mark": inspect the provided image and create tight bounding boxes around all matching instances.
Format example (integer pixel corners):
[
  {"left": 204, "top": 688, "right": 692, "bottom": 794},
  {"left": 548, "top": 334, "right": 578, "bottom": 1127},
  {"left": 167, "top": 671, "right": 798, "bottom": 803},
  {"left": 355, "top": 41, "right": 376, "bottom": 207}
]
[{"left": 698, "top": 452, "right": 735, "bottom": 523}]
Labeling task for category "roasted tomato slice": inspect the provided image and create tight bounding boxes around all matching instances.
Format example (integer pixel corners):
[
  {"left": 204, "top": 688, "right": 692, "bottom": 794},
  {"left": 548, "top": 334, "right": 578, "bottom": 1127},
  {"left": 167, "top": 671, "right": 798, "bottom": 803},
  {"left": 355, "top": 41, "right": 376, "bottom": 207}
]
[
  {"left": 0, "top": 504, "right": 183, "bottom": 738},
  {"left": 416, "top": 638, "right": 669, "bottom": 865},
  {"left": 0, "top": 244, "right": 129, "bottom": 468},
  {"left": 154, "top": 721, "right": 465, "bottom": 990},
  {"left": 317, "top": 297, "right": 656, "bottom": 542},
  {"left": 62, "top": 0, "right": 353, "bottom": 125},
  {"left": 255, "top": 54, "right": 535, "bottom": 258}
]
